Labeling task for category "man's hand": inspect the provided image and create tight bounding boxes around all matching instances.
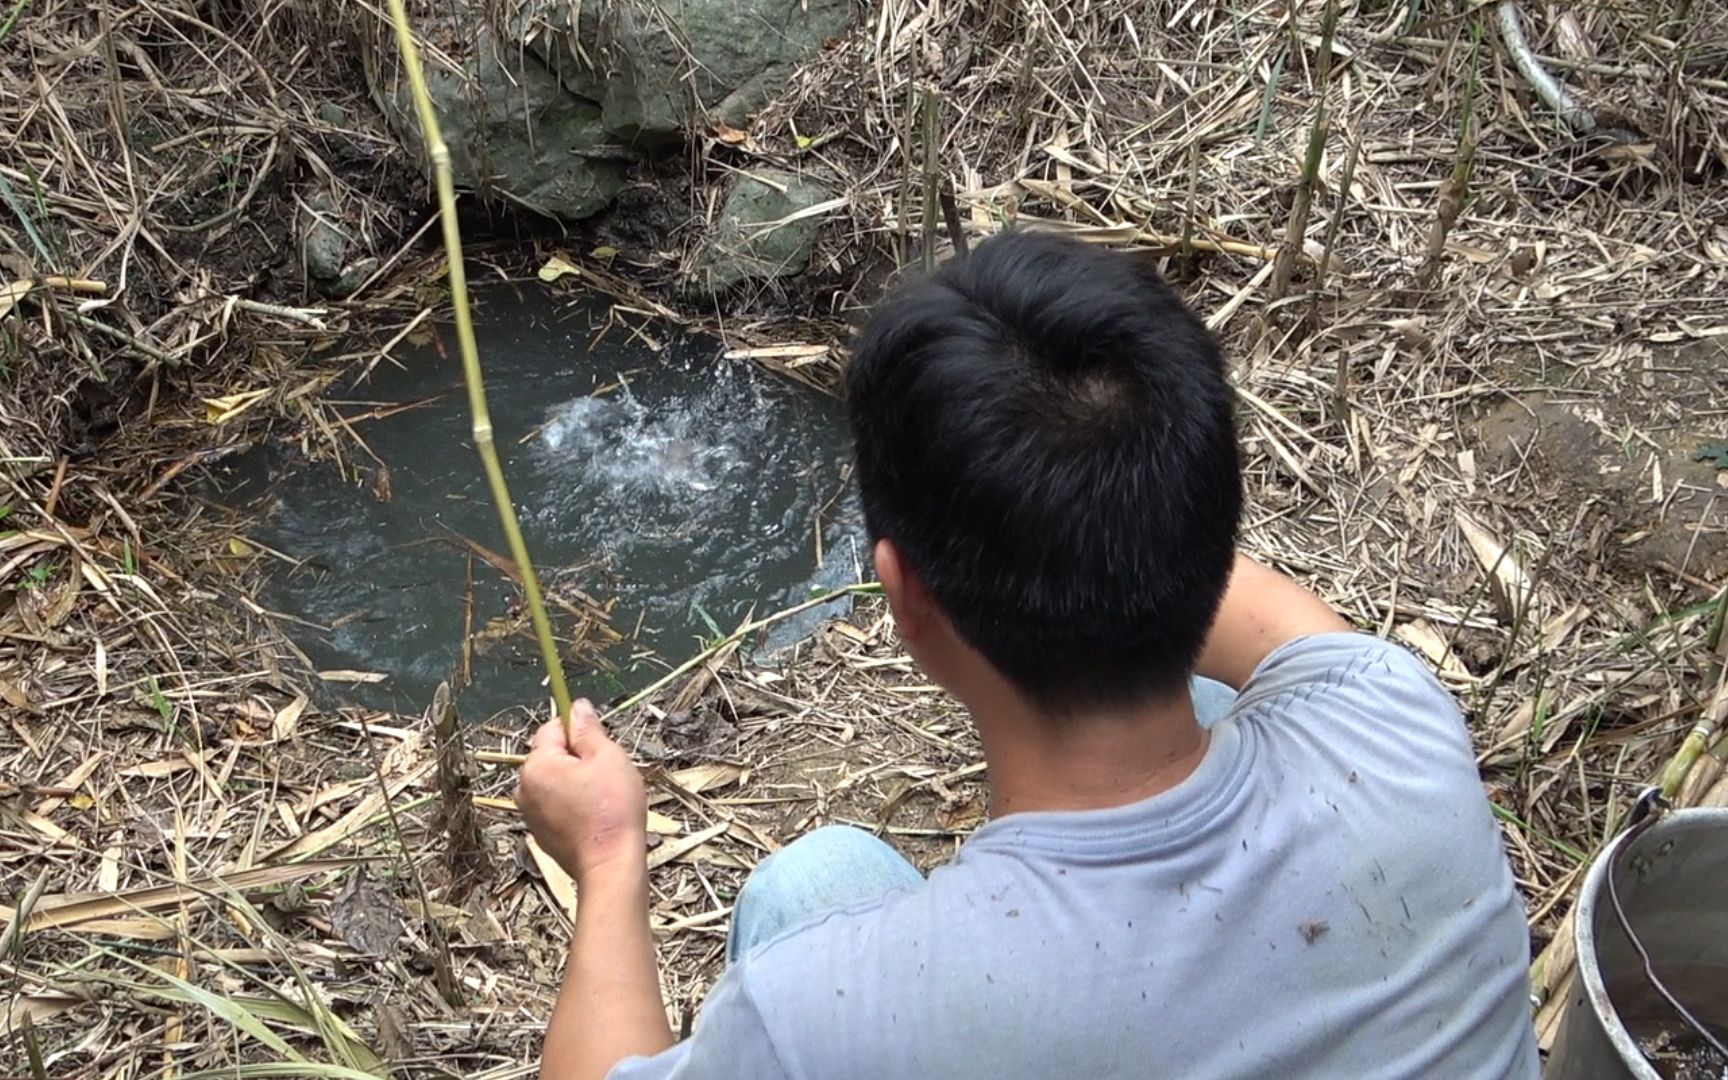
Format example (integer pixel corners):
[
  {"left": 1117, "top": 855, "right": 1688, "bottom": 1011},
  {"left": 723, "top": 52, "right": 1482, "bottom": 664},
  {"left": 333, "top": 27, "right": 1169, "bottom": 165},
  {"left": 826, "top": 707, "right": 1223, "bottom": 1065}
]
[
  {"left": 523, "top": 701, "right": 672, "bottom": 1080},
  {"left": 517, "top": 699, "right": 648, "bottom": 885}
]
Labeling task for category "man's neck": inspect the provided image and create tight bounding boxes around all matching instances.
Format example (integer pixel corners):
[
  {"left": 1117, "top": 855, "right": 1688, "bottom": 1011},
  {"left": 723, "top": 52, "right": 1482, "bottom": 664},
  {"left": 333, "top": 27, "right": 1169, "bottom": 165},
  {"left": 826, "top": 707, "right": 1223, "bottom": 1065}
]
[{"left": 966, "top": 687, "right": 1210, "bottom": 817}]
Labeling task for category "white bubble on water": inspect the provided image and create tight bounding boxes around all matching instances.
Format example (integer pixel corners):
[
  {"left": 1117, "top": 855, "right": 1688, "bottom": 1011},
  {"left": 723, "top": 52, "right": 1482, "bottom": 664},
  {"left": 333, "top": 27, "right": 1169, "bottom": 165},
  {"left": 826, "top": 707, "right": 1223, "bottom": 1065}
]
[{"left": 535, "top": 384, "right": 741, "bottom": 500}]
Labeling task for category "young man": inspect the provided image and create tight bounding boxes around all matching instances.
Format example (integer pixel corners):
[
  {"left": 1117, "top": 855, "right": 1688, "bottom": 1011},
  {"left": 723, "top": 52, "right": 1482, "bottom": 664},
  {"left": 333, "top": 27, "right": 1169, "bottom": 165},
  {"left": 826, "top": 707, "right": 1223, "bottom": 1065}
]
[{"left": 517, "top": 231, "right": 1540, "bottom": 1079}]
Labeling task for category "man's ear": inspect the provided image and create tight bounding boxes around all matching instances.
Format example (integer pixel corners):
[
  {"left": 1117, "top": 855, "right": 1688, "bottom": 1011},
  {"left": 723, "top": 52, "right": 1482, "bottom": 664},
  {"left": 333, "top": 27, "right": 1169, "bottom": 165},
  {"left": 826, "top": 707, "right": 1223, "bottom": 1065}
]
[{"left": 874, "top": 538, "right": 934, "bottom": 643}]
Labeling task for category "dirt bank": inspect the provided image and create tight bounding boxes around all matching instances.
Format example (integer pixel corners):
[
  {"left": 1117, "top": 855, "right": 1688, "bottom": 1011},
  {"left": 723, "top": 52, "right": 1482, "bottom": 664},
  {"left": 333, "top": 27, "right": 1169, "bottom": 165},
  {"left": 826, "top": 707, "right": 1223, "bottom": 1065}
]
[{"left": 5, "top": 0, "right": 1728, "bottom": 1074}]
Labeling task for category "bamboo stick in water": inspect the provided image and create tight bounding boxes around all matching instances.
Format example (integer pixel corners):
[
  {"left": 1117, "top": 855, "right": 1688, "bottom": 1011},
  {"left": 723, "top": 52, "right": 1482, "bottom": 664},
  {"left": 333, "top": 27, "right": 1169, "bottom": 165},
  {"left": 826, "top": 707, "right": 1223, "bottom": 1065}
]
[{"left": 381, "top": 0, "right": 574, "bottom": 730}]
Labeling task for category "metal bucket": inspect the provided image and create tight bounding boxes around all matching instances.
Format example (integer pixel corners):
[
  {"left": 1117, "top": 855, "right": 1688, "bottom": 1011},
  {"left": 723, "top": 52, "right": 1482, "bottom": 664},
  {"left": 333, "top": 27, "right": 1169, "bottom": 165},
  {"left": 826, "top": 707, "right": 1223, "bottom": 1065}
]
[{"left": 1545, "top": 805, "right": 1728, "bottom": 1079}]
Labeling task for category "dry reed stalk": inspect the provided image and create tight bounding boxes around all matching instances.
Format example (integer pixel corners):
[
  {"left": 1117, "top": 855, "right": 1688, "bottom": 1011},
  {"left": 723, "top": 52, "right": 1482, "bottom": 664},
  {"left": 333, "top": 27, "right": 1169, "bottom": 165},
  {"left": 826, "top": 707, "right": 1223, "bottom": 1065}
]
[
  {"left": 1317, "top": 128, "right": 1361, "bottom": 421},
  {"left": 381, "top": 0, "right": 572, "bottom": 728},
  {"left": 1268, "top": 0, "right": 1338, "bottom": 303},
  {"left": 1178, "top": 140, "right": 1201, "bottom": 276},
  {"left": 1418, "top": 17, "right": 1482, "bottom": 290},
  {"left": 921, "top": 86, "right": 940, "bottom": 273}
]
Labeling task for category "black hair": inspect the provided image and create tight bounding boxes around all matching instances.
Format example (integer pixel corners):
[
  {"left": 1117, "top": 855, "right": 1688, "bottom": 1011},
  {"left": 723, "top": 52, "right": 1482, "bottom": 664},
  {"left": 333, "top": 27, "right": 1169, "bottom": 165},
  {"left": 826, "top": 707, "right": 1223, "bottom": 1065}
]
[{"left": 844, "top": 229, "right": 1241, "bottom": 711}]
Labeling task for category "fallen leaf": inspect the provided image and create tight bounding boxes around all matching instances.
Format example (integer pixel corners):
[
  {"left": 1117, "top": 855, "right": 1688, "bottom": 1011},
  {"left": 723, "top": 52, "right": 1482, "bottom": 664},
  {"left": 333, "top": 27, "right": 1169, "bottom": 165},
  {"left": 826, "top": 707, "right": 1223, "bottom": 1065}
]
[
  {"left": 537, "top": 255, "right": 580, "bottom": 283},
  {"left": 202, "top": 389, "right": 271, "bottom": 425},
  {"left": 712, "top": 120, "right": 749, "bottom": 144},
  {"left": 1455, "top": 510, "right": 1535, "bottom": 622},
  {"left": 2, "top": 860, "right": 353, "bottom": 931},
  {"left": 0, "top": 278, "right": 32, "bottom": 320},
  {"left": 664, "top": 762, "right": 746, "bottom": 794},
  {"left": 1392, "top": 618, "right": 1478, "bottom": 685},
  {"left": 272, "top": 694, "right": 308, "bottom": 740},
  {"left": 646, "top": 820, "right": 730, "bottom": 870},
  {"left": 525, "top": 836, "right": 578, "bottom": 921},
  {"left": 330, "top": 867, "right": 403, "bottom": 956},
  {"left": 1, "top": 993, "right": 82, "bottom": 1035}
]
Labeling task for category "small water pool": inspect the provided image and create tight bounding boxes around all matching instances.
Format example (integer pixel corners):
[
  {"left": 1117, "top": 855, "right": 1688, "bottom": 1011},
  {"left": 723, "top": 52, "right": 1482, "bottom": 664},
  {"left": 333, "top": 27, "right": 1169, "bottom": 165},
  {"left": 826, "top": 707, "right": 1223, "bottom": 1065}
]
[{"left": 207, "top": 284, "right": 863, "bottom": 718}]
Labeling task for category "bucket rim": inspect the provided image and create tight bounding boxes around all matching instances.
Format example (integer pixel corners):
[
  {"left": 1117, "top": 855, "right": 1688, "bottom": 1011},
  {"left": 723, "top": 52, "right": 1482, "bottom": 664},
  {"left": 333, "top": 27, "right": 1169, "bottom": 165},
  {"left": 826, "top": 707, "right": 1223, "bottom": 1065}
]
[{"left": 1570, "top": 805, "right": 1728, "bottom": 1079}]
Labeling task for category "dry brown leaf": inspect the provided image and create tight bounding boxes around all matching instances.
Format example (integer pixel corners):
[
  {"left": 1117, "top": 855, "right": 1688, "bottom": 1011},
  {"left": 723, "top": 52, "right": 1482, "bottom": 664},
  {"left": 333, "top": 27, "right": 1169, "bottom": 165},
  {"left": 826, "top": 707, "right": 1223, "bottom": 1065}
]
[
  {"left": 272, "top": 694, "right": 309, "bottom": 740},
  {"left": 265, "top": 760, "right": 435, "bottom": 862},
  {"left": 645, "top": 820, "right": 730, "bottom": 870},
  {"left": 1392, "top": 619, "right": 1477, "bottom": 685},
  {"left": 1455, "top": 510, "right": 1534, "bottom": 623},
  {"left": 330, "top": 867, "right": 403, "bottom": 956},
  {"left": 0, "top": 805, "right": 81, "bottom": 849},
  {"left": 664, "top": 762, "right": 746, "bottom": 794},
  {"left": 1, "top": 993, "right": 82, "bottom": 1035},
  {"left": 712, "top": 120, "right": 750, "bottom": 145},
  {"left": 118, "top": 750, "right": 218, "bottom": 779},
  {"left": 525, "top": 836, "right": 577, "bottom": 921},
  {"left": 33, "top": 753, "right": 104, "bottom": 816}
]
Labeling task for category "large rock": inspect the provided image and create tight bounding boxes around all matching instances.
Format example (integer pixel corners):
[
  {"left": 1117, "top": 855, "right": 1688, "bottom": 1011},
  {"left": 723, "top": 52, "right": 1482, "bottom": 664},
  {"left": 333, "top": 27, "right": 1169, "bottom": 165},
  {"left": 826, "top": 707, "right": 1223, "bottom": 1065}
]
[
  {"left": 692, "top": 168, "right": 830, "bottom": 291},
  {"left": 371, "top": 27, "right": 628, "bottom": 221},
  {"left": 366, "top": 0, "right": 853, "bottom": 223},
  {"left": 515, "top": 0, "right": 853, "bottom": 141}
]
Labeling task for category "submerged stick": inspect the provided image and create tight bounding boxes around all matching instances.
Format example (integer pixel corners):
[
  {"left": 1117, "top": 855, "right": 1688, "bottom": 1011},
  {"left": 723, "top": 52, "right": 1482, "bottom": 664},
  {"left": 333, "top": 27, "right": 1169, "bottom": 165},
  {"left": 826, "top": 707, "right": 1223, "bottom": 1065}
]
[{"left": 382, "top": 0, "right": 573, "bottom": 727}]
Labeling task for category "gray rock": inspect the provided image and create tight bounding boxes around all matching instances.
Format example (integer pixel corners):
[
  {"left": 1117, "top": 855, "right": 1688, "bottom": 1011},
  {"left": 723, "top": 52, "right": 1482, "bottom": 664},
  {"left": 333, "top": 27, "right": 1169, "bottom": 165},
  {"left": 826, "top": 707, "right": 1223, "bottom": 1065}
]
[
  {"left": 297, "top": 190, "right": 380, "bottom": 298},
  {"left": 365, "top": 0, "right": 853, "bottom": 223},
  {"left": 317, "top": 101, "right": 349, "bottom": 126},
  {"left": 298, "top": 188, "right": 350, "bottom": 285},
  {"left": 374, "top": 28, "right": 628, "bottom": 221},
  {"left": 693, "top": 168, "right": 830, "bottom": 291},
  {"left": 331, "top": 257, "right": 381, "bottom": 298},
  {"left": 519, "top": 0, "right": 853, "bottom": 140}
]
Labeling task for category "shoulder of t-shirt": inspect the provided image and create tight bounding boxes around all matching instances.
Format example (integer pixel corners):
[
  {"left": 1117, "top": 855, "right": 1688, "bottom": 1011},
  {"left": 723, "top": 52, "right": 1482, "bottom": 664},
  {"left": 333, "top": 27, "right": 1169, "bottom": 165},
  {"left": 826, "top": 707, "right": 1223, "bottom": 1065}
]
[
  {"left": 1234, "top": 630, "right": 1443, "bottom": 706},
  {"left": 1228, "top": 630, "right": 1468, "bottom": 749}
]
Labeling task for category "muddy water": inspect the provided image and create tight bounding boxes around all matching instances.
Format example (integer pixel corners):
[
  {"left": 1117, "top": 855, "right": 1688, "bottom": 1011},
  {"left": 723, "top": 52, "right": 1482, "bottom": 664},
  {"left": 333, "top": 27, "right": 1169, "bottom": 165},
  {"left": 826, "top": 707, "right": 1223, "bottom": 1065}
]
[
  {"left": 1620, "top": 964, "right": 1728, "bottom": 1079},
  {"left": 208, "top": 284, "right": 862, "bottom": 718}
]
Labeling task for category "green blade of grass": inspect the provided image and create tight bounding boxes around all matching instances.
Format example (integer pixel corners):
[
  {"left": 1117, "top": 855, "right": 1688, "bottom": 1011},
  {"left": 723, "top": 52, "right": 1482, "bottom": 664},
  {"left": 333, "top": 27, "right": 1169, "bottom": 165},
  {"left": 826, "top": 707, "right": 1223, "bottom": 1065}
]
[
  {"left": 1490, "top": 802, "right": 1590, "bottom": 864},
  {"left": 0, "top": 0, "right": 31, "bottom": 46},
  {"left": 0, "top": 172, "right": 52, "bottom": 265},
  {"left": 1252, "top": 49, "right": 1287, "bottom": 145},
  {"left": 100, "top": 953, "right": 305, "bottom": 1061}
]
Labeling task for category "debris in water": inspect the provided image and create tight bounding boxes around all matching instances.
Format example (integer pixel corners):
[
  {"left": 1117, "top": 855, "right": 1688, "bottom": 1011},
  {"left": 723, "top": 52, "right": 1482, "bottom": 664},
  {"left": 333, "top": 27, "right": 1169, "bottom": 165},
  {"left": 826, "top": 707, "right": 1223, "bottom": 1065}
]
[{"left": 1637, "top": 1026, "right": 1728, "bottom": 1080}]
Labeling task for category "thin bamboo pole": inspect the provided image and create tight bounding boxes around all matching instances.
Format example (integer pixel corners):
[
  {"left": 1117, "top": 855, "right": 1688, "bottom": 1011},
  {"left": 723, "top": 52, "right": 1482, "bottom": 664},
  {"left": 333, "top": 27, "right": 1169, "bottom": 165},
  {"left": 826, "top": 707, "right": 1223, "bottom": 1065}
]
[{"left": 381, "top": 0, "right": 573, "bottom": 729}]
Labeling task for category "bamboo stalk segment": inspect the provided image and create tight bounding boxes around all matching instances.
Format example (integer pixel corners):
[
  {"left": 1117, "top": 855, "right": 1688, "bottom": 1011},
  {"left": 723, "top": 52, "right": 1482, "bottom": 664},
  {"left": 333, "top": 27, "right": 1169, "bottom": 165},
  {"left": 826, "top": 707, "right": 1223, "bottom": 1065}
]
[{"left": 381, "top": 0, "right": 573, "bottom": 729}]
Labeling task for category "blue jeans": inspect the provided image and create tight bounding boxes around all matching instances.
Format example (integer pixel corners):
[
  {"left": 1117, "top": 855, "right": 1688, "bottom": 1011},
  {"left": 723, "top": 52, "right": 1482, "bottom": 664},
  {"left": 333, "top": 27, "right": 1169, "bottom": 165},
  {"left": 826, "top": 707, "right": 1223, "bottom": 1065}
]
[{"left": 727, "top": 676, "right": 1238, "bottom": 960}]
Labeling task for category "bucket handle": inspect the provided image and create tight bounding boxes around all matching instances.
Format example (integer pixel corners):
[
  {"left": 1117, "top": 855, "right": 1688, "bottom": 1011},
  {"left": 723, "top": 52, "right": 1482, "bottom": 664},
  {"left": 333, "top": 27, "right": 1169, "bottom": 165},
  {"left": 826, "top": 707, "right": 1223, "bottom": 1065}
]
[{"left": 1604, "top": 785, "right": 1728, "bottom": 1062}]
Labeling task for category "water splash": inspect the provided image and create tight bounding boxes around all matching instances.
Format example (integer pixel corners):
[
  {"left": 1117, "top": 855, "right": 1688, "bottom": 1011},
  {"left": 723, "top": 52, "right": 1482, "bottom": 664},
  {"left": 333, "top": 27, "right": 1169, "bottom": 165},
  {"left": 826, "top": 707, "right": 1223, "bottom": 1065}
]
[{"left": 210, "top": 288, "right": 863, "bottom": 718}]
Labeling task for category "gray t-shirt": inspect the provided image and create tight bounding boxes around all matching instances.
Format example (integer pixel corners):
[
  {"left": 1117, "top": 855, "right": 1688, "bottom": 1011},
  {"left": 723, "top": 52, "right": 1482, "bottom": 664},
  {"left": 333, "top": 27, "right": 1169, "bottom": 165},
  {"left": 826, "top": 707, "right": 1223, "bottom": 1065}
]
[{"left": 612, "top": 634, "right": 1540, "bottom": 1079}]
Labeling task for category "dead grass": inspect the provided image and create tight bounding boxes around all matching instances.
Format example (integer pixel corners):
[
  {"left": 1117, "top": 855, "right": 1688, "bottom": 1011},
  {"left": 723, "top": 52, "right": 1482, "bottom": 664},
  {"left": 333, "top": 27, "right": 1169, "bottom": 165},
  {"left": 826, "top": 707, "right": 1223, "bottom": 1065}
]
[
  {"left": 695, "top": 0, "right": 1728, "bottom": 1039},
  {"left": 5, "top": 0, "right": 1728, "bottom": 1074}
]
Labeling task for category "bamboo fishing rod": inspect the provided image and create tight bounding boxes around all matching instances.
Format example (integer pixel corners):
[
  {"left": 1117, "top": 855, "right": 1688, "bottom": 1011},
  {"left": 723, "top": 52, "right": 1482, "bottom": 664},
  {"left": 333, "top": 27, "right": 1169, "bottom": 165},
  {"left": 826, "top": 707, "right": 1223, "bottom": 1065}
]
[{"left": 381, "top": 0, "right": 573, "bottom": 731}]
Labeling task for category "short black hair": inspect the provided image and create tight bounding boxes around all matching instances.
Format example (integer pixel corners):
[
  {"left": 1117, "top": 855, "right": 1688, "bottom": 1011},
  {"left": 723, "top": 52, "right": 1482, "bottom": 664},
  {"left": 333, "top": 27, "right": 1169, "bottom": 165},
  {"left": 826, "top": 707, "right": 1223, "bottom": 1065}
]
[{"left": 844, "top": 230, "right": 1241, "bottom": 711}]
